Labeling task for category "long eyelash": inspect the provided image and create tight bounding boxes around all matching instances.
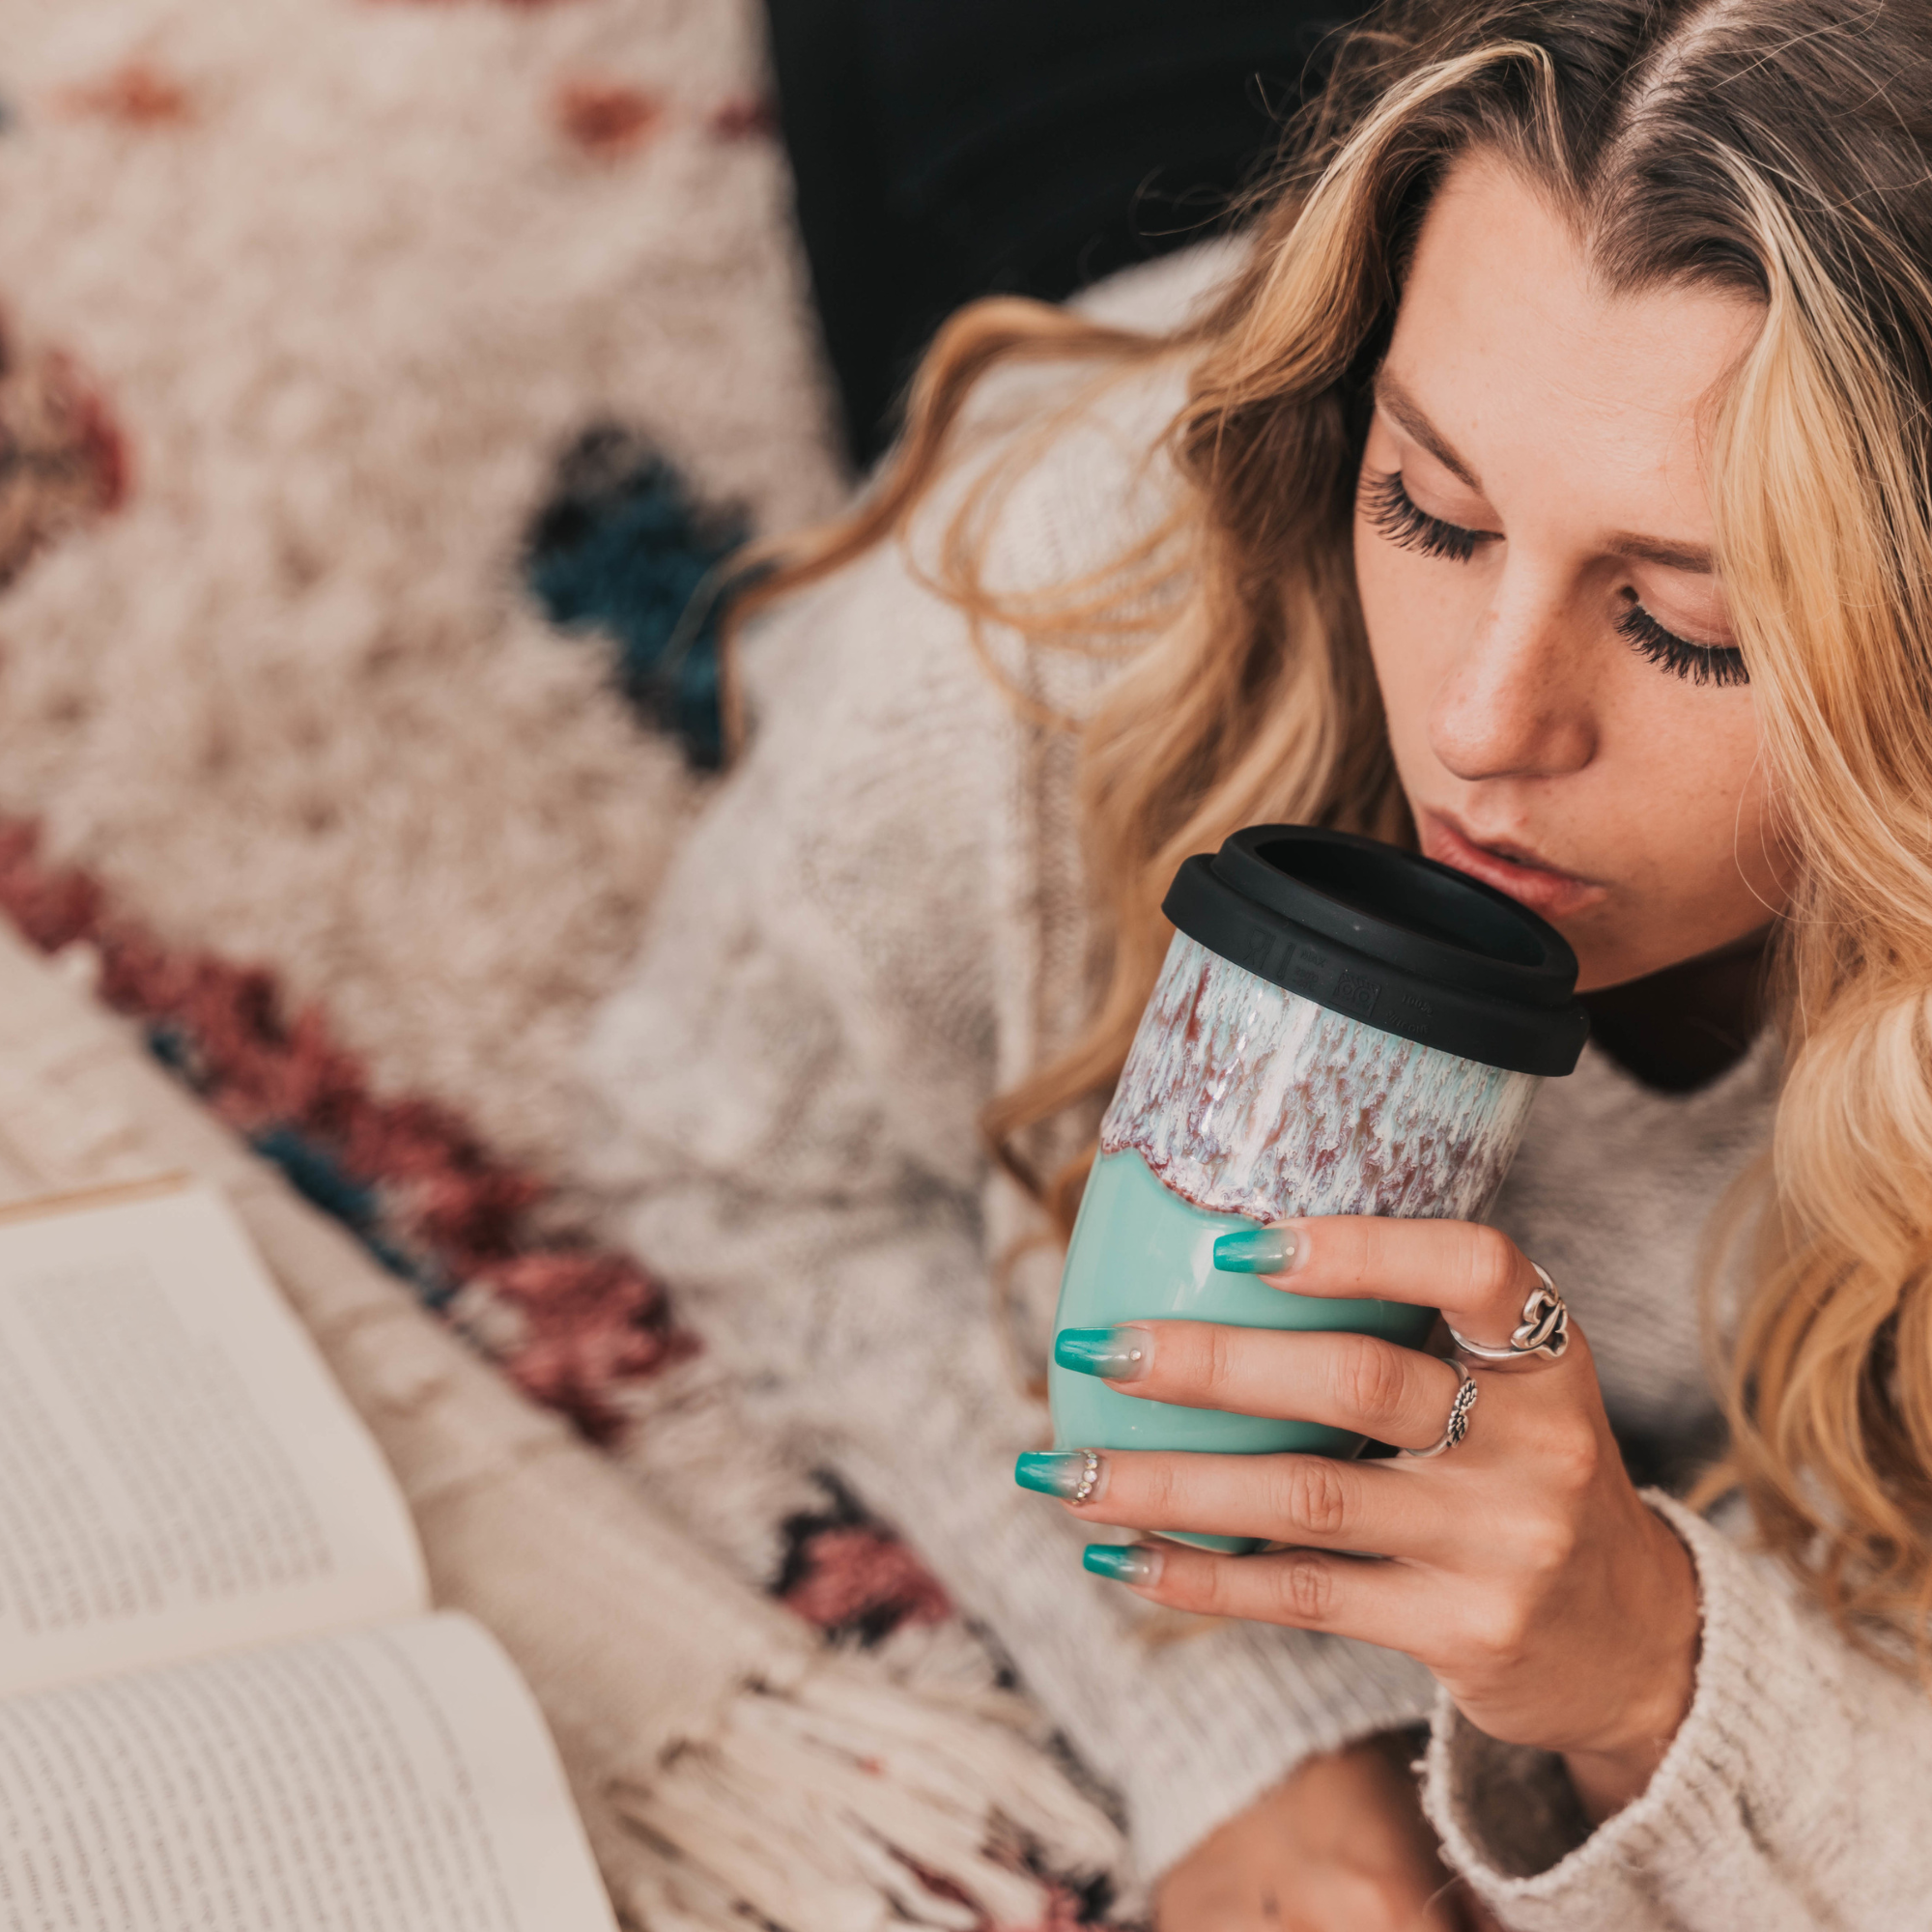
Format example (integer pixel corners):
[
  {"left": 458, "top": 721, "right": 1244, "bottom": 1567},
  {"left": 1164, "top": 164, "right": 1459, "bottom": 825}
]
[
  {"left": 1615, "top": 602, "right": 1749, "bottom": 688},
  {"left": 1361, "top": 468, "right": 1495, "bottom": 564}
]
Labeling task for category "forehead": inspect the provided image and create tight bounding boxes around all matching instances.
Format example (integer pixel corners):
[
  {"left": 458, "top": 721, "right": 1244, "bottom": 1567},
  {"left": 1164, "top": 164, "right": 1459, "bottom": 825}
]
[{"left": 1385, "top": 151, "right": 1761, "bottom": 492}]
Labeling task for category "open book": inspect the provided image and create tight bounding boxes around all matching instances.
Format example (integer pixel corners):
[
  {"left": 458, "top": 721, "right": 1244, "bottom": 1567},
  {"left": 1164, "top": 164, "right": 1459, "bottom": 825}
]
[{"left": 0, "top": 1179, "right": 617, "bottom": 1932}]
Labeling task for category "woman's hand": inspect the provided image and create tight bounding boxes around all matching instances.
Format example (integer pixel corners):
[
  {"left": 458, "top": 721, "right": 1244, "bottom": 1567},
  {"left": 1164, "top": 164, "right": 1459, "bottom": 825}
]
[
  {"left": 1034, "top": 1216, "right": 1701, "bottom": 1820},
  {"left": 1155, "top": 1736, "right": 1499, "bottom": 1932}
]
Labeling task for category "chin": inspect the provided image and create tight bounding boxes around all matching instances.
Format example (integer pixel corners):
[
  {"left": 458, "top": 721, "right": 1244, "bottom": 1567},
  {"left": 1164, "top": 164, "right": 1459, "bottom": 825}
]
[{"left": 1569, "top": 935, "right": 1685, "bottom": 994}]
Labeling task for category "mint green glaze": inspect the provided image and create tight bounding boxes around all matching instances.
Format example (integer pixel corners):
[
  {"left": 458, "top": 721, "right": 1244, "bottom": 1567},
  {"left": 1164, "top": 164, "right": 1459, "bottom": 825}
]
[{"left": 1050, "top": 1148, "right": 1436, "bottom": 1554}]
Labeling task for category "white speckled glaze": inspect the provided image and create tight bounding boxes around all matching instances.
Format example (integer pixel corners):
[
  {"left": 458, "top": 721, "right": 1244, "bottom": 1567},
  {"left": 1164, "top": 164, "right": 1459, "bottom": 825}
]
[{"left": 1100, "top": 933, "right": 1542, "bottom": 1227}]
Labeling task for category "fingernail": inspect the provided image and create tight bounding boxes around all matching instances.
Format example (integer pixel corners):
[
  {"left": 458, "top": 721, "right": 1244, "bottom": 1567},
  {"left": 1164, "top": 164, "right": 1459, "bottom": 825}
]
[
  {"left": 1083, "top": 1543, "right": 1164, "bottom": 1586},
  {"left": 1053, "top": 1326, "right": 1154, "bottom": 1380},
  {"left": 1014, "top": 1449, "right": 1109, "bottom": 1503},
  {"left": 1213, "top": 1224, "right": 1300, "bottom": 1275}
]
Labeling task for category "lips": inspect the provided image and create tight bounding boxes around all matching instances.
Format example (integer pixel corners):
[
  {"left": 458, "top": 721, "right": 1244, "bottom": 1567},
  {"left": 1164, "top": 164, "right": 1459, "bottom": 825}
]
[{"left": 1417, "top": 810, "right": 1607, "bottom": 922}]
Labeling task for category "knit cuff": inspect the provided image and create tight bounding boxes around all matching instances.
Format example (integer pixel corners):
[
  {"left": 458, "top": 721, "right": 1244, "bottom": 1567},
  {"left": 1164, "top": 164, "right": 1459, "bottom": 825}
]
[{"left": 1421, "top": 1491, "right": 1823, "bottom": 1932}]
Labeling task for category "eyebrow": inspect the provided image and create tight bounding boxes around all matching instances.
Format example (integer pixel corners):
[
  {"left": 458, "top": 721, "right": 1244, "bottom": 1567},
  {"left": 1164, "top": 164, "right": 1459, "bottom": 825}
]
[
  {"left": 1372, "top": 370, "right": 1717, "bottom": 576},
  {"left": 1374, "top": 371, "right": 1482, "bottom": 490},
  {"left": 1604, "top": 532, "right": 1715, "bottom": 574}
]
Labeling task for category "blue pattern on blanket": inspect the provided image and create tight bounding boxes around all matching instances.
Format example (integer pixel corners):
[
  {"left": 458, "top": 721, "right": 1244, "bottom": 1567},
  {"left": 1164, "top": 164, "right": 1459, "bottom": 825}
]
[{"left": 525, "top": 423, "right": 749, "bottom": 769}]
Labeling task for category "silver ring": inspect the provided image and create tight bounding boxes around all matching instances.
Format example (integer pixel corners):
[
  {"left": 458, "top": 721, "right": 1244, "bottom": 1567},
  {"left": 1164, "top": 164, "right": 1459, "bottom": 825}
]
[
  {"left": 1449, "top": 1263, "right": 1571, "bottom": 1368},
  {"left": 1401, "top": 1358, "right": 1478, "bottom": 1460}
]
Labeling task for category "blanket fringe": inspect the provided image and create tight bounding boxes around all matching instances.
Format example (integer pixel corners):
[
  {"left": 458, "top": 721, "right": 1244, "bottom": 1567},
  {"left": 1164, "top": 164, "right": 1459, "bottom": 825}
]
[{"left": 601, "top": 1661, "right": 1121, "bottom": 1931}]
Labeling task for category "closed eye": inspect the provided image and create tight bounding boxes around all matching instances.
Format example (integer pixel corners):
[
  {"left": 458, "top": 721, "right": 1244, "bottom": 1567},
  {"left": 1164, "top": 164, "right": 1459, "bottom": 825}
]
[
  {"left": 1615, "top": 598, "right": 1748, "bottom": 687},
  {"left": 1361, "top": 468, "right": 1499, "bottom": 564}
]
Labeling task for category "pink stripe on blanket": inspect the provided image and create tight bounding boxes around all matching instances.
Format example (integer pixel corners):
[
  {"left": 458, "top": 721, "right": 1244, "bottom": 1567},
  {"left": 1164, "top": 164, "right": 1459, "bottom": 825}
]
[{"left": 0, "top": 815, "right": 685, "bottom": 1438}]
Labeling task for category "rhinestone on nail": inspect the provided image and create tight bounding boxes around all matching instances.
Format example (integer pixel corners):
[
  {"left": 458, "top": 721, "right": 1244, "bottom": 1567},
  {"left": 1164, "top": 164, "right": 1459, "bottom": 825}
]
[{"left": 1071, "top": 1449, "right": 1100, "bottom": 1504}]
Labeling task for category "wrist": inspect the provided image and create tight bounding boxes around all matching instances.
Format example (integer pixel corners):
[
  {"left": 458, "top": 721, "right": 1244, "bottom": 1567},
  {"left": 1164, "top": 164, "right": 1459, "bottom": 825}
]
[
  {"left": 1562, "top": 1737, "right": 1668, "bottom": 1824},
  {"left": 1562, "top": 1509, "right": 1701, "bottom": 1823}
]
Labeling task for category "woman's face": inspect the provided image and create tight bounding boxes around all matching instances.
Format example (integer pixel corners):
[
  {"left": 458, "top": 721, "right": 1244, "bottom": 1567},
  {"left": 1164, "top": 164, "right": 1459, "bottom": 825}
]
[{"left": 1354, "top": 153, "right": 1790, "bottom": 992}]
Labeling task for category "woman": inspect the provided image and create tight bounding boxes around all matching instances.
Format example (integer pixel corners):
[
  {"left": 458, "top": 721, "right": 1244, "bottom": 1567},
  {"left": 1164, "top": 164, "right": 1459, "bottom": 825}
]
[{"left": 582, "top": 3, "right": 1932, "bottom": 1926}]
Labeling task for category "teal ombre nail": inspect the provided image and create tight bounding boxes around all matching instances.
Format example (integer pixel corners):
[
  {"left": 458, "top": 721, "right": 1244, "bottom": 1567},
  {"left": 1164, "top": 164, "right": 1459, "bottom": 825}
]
[
  {"left": 1212, "top": 1224, "right": 1298, "bottom": 1274},
  {"left": 1014, "top": 1450, "right": 1104, "bottom": 1502},
  {"left": 1052, "top": 1326, "right": 1152, "bottom": 1379},
  {"left": 1082, "top": 1544, "right": 1163, "bottom": 1585}
]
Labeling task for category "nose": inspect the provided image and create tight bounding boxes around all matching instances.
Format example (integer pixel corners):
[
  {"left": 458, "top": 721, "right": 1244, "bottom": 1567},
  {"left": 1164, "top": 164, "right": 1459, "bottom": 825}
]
[{"left": 1427, "top": 563, "right": 1597, "bottom": 781}]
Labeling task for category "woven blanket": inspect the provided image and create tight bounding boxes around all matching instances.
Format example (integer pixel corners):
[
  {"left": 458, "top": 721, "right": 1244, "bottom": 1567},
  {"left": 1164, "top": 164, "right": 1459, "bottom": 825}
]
[
  {"left": 0, "top": 1, "right": 1133, "bottom": 1922},
  {"left": 0, "top": 920, "right": 1125, "bottom": 1929}
]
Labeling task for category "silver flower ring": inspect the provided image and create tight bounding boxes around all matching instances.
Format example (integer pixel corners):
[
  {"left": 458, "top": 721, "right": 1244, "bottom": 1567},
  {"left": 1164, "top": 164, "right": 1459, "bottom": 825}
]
[{"left": 1450, "top": 1263, "right": 1571, "bottom": 1369}]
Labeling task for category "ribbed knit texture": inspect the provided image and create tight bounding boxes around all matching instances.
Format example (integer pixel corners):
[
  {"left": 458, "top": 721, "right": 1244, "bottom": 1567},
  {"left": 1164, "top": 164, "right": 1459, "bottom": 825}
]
[
  {"left": 1424, "top": 1491, "right": 1932, "bottom": 1930},
  {"left": 582, "top": 246, "right": 1929, "bottom": 1906}
]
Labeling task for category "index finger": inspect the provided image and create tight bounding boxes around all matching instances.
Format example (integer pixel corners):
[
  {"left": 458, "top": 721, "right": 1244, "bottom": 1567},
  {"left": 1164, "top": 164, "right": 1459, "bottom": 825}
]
[{"left": 1214, "top": 1214, "right": 1550, "bottom": 1347}]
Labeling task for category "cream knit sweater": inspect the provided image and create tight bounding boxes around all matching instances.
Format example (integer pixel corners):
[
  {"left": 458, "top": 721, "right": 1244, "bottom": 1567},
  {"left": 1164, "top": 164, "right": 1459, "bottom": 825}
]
[{"left": 581, "top": 249, "right": 1932, "bottom": 1924}]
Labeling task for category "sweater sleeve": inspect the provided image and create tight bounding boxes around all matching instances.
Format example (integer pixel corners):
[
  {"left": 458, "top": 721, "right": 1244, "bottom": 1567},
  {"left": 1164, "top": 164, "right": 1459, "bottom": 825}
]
[
  {"left": 1422, "top": 1491, "right": 1932, "bottom": 1931},
  {"left": 577, "top": 474, "right": 1435, "bottom": 1882}
]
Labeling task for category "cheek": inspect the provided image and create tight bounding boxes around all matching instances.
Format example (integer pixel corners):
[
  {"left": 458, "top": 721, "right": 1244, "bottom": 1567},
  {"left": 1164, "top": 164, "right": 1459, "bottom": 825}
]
[
  {"left": 1605, "top": 684, "right": 1781, "bottom": 894},
  {"left": 1562, "top": 678, "right": 1786, "bottom": 979}
]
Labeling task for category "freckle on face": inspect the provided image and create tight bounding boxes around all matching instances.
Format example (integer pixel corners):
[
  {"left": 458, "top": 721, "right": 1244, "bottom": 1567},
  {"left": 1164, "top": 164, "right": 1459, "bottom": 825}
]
[{"left": 1351, "top": 153, "right": 1790, "bottom": 990}]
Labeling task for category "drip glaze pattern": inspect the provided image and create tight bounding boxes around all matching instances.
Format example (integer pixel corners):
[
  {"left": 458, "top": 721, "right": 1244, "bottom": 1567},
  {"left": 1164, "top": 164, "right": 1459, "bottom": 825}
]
[{"left": 1100, "top": 934, "right": 1540, "bottom": 1225}]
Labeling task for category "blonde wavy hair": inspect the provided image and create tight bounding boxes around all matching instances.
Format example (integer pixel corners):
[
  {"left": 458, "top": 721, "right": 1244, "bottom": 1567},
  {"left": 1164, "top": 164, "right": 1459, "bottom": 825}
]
[{"left": 733, "top": 0, "right": 1932, "bottom": 1654}]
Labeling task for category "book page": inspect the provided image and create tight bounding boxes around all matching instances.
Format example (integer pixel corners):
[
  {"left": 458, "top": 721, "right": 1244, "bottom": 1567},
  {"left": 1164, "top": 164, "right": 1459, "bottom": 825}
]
[
  {"left": 0, "top": 1186, "right": 425, "bottom": 1696},
  {"left": 0, "top": 1611, "right": 617, "bottom": 1932}
]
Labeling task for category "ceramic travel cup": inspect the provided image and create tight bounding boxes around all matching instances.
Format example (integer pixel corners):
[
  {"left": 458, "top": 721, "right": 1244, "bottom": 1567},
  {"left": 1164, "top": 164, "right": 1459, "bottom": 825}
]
[{"left": 1049, "top": 824, "right": 1589, "bottom": 1552}]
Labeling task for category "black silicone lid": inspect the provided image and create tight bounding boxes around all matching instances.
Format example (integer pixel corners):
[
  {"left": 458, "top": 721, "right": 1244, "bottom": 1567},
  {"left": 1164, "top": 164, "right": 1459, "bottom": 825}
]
[{"left": 1161, "top": 825, "right": 1589, "bottom": 1076}]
